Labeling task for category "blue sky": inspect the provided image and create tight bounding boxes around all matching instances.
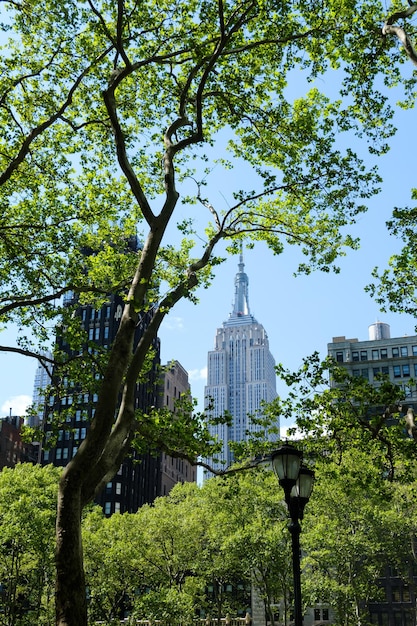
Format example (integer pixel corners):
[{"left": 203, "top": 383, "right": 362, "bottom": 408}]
[{"left": 1, "top": 78, "right": 417, "bottom": 440}]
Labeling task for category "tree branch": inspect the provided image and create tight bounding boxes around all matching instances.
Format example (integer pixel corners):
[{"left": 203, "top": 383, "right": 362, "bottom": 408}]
[
  {"left": 382, "top": 4, "right": 417, "bottom": 66},
  {"left": 0, "top": 46, "right": 113, "bottom": 187},
  {"left": 102, "top": 79, "right": 155, "bottom": 225}
]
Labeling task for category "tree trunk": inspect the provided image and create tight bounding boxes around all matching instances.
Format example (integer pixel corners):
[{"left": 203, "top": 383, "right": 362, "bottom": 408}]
[{"left": 55, "top": 475, "right": 87, "bottom": 626}]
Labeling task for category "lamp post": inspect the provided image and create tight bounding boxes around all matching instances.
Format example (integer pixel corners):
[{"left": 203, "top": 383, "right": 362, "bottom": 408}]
[{"left": 271, "top": 444, "right": 315, "bottom": 626}]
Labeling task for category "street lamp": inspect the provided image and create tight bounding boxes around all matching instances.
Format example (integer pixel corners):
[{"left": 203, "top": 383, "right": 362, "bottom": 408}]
[{"left": 271, "top": 444, "right": 315, "bottom": 626}]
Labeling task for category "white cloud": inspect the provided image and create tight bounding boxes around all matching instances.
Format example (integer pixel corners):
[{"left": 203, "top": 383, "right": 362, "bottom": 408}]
[
  {"left": 162, "top": 316, "right": 184, "bottom": 331},
  {"left": 1, "top": 395, "right": 32, "bottom": 417},
  {"left": 188, "top": 367, "right": 207, "bottom": 382}
]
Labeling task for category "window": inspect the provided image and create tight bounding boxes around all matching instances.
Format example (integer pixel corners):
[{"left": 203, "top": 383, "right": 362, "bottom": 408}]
[
  {"left": 104, "top": 326, "right": 109, "bottom": 340},
  {"left": 314, "top": 609, "right": 320, "bottom": 621},
  {"left": 360, "top": 350, "right": 368, "bottom": 361},
  {"left": 104, "top": 502, "right": 111, "bottom": 515},
  {"left": 394, "top": 365, "right": 401, "bottom": 378},
  {"left": 382, "top": 366, "right": 389, "bottom": 375},
  {"left": 373, "top": 367, "right": 380, "bottom": 376},
  {"left": 403, "top": 364, "right": 410, "bottom": 377},
  {"left": 88, "top": 328, "right": 94, "bottom": 340},
  {"left": 63, "top": 448, "right": 69, "bottom": 460},
  {"left": 336, "top": 351, "right": 343, "bottom": 362},
  {"left": 114, "top": 502, "right": 121, "bottom": 513},
  {"left": 392, "top": 347, "right": 400, "bottom": 357},
  {"left": 372, "top": 349, "right": 379, "bottom": 360},
  {"left": 75, "top": 410, "right": 81, "bottom": 422},
  {"left": 81, "top": 428, "right": 87, "bottom": 439},
  {"left": 72, "top": 446, "right": 78, "bottom": 457},
  {"left": 361, "top": 369, "right": 369, "bottom": 379},
  {"left": 322, "top": 609, "right": 329, "bottom": 621},
  {"left": 393, "top": 613, "right": 402, "bottom": 626},
  {"left": 353, "top": 370, "right": 360, "bottom": 377},
  {"left": 413, "top": 345, "right": 417, "bottom": 356},
  {"left": 43, "top": 450, "right": 49, "bottom": 461},
  {"left": 352, "top": 351, "right": 359, "bottom": 361},
  {"left": 381, "top": 348, "right": 388, "bottom": 358},
  {"left": 401, "top": 346, "right": 409, "bottom": 357},
  {"left": 56, "top": 448, "right": 62, "bottom": 460},
  {"left": 116, "top": 482, "right": 122, "bottom": 495},
  {"left": 94, "top": 327, "right": 100, "bottom": 340},
  {"left": 403, "top": 384, "right": 412, "bottom": 398},
  {"left": 392, "top": 587, "right": 401, "bottom": 602}
]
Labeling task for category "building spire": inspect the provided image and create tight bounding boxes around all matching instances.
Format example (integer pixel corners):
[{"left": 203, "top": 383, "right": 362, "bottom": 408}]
[{"left": 232, "top": 253, "right": 250, "bottom": 317}]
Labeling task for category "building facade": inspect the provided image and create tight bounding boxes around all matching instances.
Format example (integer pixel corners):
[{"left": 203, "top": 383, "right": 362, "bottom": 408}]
[
  {"left": 40, "top": 291, "right": 195, "bottom": 514},
  {"left": 157, "top": 360, "right": 197, "bottom": 495},
  {"left": 31, "top": 351, "right": 52, "bottom": 428},
  {"left": 0, "top": 415, "right": 37, "bottom": 468},
  {"left": 328, "top": 322, "right": 417, "bottom": 409},
  {"left": 204, "top": 256, "right": 278, "bottom": 474}
]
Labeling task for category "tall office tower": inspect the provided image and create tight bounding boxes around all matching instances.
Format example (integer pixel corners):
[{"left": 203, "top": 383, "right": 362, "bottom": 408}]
[
  {"left": 328, "top": 322, "right": 417, "bottom": 408},
  {"left": 31, "top": 351, "right": 53, "bottom": 428},
  {"left": 204, "top": 256, "right": 278, "bottom": 474},
  {"left": 39, "top": 231, "right": 197, "bottom": 514},
  {"left": 41, "top": 292, "right": 163, "bottom": 515}
]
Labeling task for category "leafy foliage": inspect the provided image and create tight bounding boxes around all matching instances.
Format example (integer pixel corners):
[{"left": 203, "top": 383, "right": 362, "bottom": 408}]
[
  {"left": 0, "top": 464, "right": 60, "bottom": 626},
  {"left": 277, "top": 353, "right": 417, "bottom": 479},
  {"left": 1, "top": 0, "right": 417, "bottom": 623}
]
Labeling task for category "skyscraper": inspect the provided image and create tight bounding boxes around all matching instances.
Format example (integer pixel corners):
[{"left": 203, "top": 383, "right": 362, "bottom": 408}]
[
  {"left": 31, "top": 351, "right": 52, "bottom": 428},
  {"left": 204, "top": 256, "right": 278, "bottom": 474}
]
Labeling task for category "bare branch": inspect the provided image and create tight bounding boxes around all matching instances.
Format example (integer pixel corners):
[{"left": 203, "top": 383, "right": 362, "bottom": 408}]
[
  {"left": 0, "top": 344, "right": 55, "bottom": 364},
  {"left": 102, "top": 80, "right": 155, "bottom": 225},
  {"left": 383, "top": 4, "right": 417, "bottom": 66}
]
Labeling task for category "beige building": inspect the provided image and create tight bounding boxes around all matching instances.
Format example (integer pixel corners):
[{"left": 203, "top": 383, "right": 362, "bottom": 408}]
[
  {"left": 328, "top": 322, "right": 417, "bottom": 406},
  {"left": 157, "top": 360, "right": 196, "bottom": 495}
]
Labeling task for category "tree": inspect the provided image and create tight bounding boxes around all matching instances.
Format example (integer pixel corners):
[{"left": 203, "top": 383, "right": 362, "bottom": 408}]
[
  {"left": 1, "top": 1, "right": 416, "bottom": 624},
  {"left": 302, "top": 450, "right": 398, "bottom": 626},
  {"left": 82, "top": 472, "right": 291, "bottom": 625},
  {"left": 277, "top": 354, "right": 417, "bottom": 479},
  {"left": 0, "top": 464, "right": 60, "bottom": 626}
]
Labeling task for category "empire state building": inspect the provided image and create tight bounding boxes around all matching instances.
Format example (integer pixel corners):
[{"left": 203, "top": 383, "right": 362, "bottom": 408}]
[{"left": 204, "top": 256, "right": 278, "bottom": 474}]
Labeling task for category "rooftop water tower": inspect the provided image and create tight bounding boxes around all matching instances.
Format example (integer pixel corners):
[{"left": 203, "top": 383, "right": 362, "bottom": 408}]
[{"left": 368, "top": 322, "right": 391, "bottom": 341}]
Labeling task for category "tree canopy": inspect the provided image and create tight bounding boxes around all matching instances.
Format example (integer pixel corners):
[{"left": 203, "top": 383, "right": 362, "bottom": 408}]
[{"left": 1, "top": 0, "right": 417, "bottom": 624}]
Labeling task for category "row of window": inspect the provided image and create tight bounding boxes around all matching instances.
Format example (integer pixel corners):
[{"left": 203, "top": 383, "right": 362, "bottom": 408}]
[
  {"left": 370, "top": 611, "right": 414, "bottom": 626},
  {"left": 353, "top": 364, "right": 417, "bottom": 379},
  {"left": 43, "top": 446, "right": 78, "bottom": 461},
  {"left": 336, "top": 346, "right": 417, "bottom": 363},
  {"left": 57, "top": 427, "right": 87, "bottom": 441},
  {"left": 81, "top": 305, "right": 111, "bottom": 322},
  {"left": 50, "top": 397, "right": 99, "bottom": 410},
  {"left": 88, "top": 326, "right": 110, "bottom": 341}
]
